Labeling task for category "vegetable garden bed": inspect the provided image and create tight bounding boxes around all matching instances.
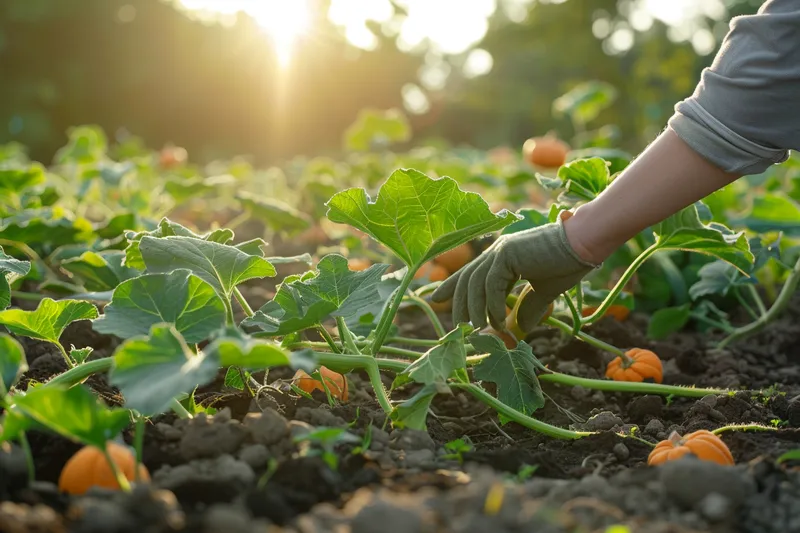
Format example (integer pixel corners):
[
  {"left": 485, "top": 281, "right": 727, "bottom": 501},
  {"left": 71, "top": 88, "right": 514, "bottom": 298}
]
[{"left": 2, "top": 122, "right": 800, "bottom": 533}]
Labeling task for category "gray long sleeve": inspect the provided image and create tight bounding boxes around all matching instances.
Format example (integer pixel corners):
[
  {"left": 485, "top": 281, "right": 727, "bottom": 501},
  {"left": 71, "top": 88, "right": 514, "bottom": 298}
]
[{"left": 668, "top": 0, "right": 800, "bottom": 175}]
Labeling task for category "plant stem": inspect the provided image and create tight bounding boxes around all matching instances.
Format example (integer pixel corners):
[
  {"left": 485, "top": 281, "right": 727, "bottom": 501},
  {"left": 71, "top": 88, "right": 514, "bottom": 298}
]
[
  {"left": 223, "top": 297, "right": 235, "bottom": 326},
  {"left": 582, "top": 242, "right": 660, "bottom": 326},
  {"left": 133, "top": 415, "right": 145, "bottom": 482},
  {"left": 45, "top": 358, "right": 113, "bottom": 388},
  {"left": 170, "top": 398, "right": 193, "bottom": 419},
  {"left": 9, "top": 291, "right": 45, "bottom": 302},
  {"left": 233, "top": 288, "right": 254, "bottom": 317},
  {"left": 563, "top": 292, "right": 582, "bottom": 336},
  {"left": 733, "top": 288, "right": 760, "bottom": 321},
  {"left": 224, "top": 211, "right": 251, "bottom": 231},
  {"left": 746, "top": 284, "right": 768, "bottom": 316},
  {"left": 719, "top": 254, "right": 800, "bottom": 349},
  {"left": 314, "top": 352, "right": 393, "bottom": 414},
  {"left": 369, "top": 269, "right": 415, "bottom": 355},
  {"left": 102, "top": 446, "right": 131, "bottom": 492},
  {"left": 387, "top": 336, "right": 437, "bottom": 347},
  {"left": 537, "top": 371, "right": 726, "bottom": 397},
  {"left": 414, "top": 281, "right": 442, "bottom": 297},
  {"left": 55, "top": 343, "right": 75, "bottom": 369},
  {"left": 545, "top": 316, "right": 625, "bottom": 356},
  {"left": 318, "top": 326, "right": 341, "bottom": 353},
  {"left": 450, "top": 382, "right": 591, "bottom": 440},
  {"left": 18, "top": 431, "right": 36, "bottom": 485},
  {"left": 290, "top": 341, "right": 424, "bottom": 360},
  {"left": 336, "top": 316, "right": 362, "bottom": 355},
  {"left": 690, "top": 312, "right": 734, "bottom": 333},
  {"left": 711, "top": 423, "right": 780, "bottom": 436},
  {"left": 403, "top": 293, "right": 447, "bottom": 337}
]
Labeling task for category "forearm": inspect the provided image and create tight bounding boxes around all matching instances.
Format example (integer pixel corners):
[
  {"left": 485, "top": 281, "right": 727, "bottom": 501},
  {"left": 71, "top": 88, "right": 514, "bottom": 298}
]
[{"left": 563, "top": 128, "right": 740, "bottom": 264}]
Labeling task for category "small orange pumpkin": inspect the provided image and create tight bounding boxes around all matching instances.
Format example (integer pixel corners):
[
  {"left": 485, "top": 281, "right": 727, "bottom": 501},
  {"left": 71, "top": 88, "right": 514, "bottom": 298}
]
[
  {"left": 59, "top": 442, "right": 149, "bottom": 495},
  {"left": 415, "top": 262, "right": 449, "bottom": 282},
  {"left": 582, "top": 304, "right": 630, "bottom": 322},
  {"left": 434, "top": 243, "right": 474, "bottom": 275},
  {"left": 606, "top": 348, "right": 663, "bottom": 383},
  {"left": 648, "top": 430, "right": 734, "bottom": 466},
  {"left": 293, "top": 366, "right": 349, "bottom": 401},
  {"left": 522, "top": 135, "right": 570, "bottom": 168},
  {"left": 347, "top": 258, "right": 372, "bottom": 272}
]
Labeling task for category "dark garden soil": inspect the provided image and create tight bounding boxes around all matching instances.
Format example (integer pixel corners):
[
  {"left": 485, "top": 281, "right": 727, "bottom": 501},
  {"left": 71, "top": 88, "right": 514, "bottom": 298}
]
[{"left": 3, "top": 295, "right": 800, "bottom": 533}]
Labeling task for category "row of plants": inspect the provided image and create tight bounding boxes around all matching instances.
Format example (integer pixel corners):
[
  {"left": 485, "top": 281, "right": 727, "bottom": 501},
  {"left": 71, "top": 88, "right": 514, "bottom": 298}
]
[{"left": 2, "top": 91, "right": 800, "bottom": 493}]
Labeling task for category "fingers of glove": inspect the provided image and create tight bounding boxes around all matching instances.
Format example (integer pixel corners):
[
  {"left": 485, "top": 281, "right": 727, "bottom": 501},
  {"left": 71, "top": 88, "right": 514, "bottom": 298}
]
[
  {"left": 515, "top": 289, "right": 558, "bottom": 333},
  {"left": 466, "top": 259, "right": 493, "bottom": 329},
  {"left": 431, "top": 268, "right": 461, "bottom": 302},
  {"left": 451, "top": 258, "right": 485, "bottom": 325},
  {"left": 485, "top": 261, "right": 518, "bottom": 330}
]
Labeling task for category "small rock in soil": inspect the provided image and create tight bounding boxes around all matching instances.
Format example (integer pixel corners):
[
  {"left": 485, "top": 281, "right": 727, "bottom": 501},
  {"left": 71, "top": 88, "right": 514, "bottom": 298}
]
[
  {"left": 659, "top": 457, "right": 754, "bottom": 510},
  {"left": 583, "top": 411, "right": 624, "bottom": 432},
  {"left": 204, "top": 504, "right": 255, "bottom": 533},
  {"left": 179, "top": 409, "right": 249, "bottom": 460},
  {"left": 295, "top": 406, "right": 347, "bottom": 428},
  {"left": 238, "top": 444, "right": 270, "bottom": 469},
  {"left": 70, "top": 485, "right": 185, "bottom": 533},
  {"left": 0, "top": 502, "right": 63, "bottom": 533},
  {"left": 389, "top": 429, "right": 436, "bottom": 452},
  {"left": 787, "top": 394, "right": 800, "bottom": 427},
  {"left": 350, "top": 498, "right": 426, "bottom": 533},
  {"left": 155, "top": 422, "right": 182, "bottom": 441},
  {"left": 626, "top": 395, "right": 663, "bottom": 422},
  {"left": 402, "top": 449, "right": 436, "bottom": 469},
  {"left": 612, "top": 443, "right": 630, "bottom": 461},
  {"left": 243, "top": 408, "right": 291, "bottom": 449},
  {"left": 153, "top": 455, "right": 255, "bottom": 502},
  {"left": 698, "top": 492, "right": 731, "bottom": 523}
]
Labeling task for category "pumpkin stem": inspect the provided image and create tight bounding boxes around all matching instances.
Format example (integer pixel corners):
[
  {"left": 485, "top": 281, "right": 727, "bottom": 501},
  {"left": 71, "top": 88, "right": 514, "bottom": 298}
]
[
  {"left": 101, "top": 446, "right": 131, "bottom": 493},
  {"left": 667, "top": 431, "right": 684, "bottom": 446}
]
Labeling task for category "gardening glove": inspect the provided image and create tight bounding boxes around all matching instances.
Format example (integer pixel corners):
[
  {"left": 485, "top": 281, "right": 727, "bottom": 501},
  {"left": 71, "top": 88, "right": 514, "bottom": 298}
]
[{"left": 431, "top": 211, "right": 598, "bottom": 333}]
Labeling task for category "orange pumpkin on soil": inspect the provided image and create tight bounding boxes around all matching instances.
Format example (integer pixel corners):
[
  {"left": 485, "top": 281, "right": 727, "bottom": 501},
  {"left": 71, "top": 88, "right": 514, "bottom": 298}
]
[
  {"left": 415, "top": 262, "right": 449, "bottom": 282},
  {"left": 582, "top": 305, "right": 631, "bottom": 322},
  {"left": 293, "top": 366, "right": 349, "bottom": 401},
  {"left": 648, "top": 430, "right": 734, "bottom": 467},
  {"left": 606, "top": 348, "right": 663, "bottom": 383},
  {"left": 434, "top": 243, "right": 474, "bottom": 275},
  {"left": 522, "top": 135, "right": 570, "bottom": 168},
  {"left": 59, "top": 442, "right": 149, "bottom": 495},
  {"left": 347, "top": 258, "right": 372, "bottom": 272}
]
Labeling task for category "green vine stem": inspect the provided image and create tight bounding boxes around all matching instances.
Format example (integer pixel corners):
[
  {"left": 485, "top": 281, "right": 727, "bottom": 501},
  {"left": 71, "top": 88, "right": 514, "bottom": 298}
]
[
  {"left": 544, "top": 316, "right": 626, "bottom": 357},
  {"left": 290, "top": 341, "right": 424, "bottom": 360},
  {"left": 169, "top": 398, "right": 193, "bottom": 419},
  {"left": 318, "top": 326, "right": 341, "bottom": 353},
  {"left": 314, "top": 352, "right": 393, "bottom": 414},
  {"left": 616, "top": 430, "right": 656, "bottom": 448},
  {"left": 582, "top": 241, "right": 661, "bottom": 326},
  {"left": 537, "top": 371, "right": 726, "bottom": 398},
  {"left": 233, "top": 288, "right": 255, "bottom": 318},
  {"left": 18, "top": 431, "right": 36, "bottom": 485},
  {"left": 450, "top": 382, "right": 591, "bottom": 440},
  {"left": 133, "top": 415, "right": 145, "bottom": 481},
  {"left": 336, "top": 316, "right": 362, "bottom": 355},
  {"left": 711, "top": 423, "right": 780, "bottom": 436},
  {"left": 102, "top": 446, "right": 131, "bottom": 492},
  {"left": 9, "top": 291, "right": 46, "bottom": 302},
  {"left": 387, "top": 336, "right": 437, "bottom": 347},
  {"left": 55, "top": 343, "right": 75, "bottom": 369},
  {"left": 718, "top": 254, "right": 800, "bottom": 349},
  {"left": 45, "top": 358, "right": 113, "bottom": 388},
  {"left": 403, "top": 292, "right": 447, "bottom": 337},
  {"left": 562, "top": 292, "right": 582, "bottom": 336},
  {"left": 368, "top": 269, "right": 415, "bottom": 355},
  {"left": 746, "top": 284, "right": 768, "bottom": 317}
]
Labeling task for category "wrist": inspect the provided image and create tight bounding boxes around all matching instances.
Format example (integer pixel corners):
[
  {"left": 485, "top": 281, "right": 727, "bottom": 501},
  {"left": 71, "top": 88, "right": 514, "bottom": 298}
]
[{"left": 561, "top": 205, "right": 614, "bottom": 264}]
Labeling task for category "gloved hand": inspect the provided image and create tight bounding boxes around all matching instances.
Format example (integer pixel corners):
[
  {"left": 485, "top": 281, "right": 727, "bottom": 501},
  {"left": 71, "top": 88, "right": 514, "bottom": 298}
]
[{"left": 431, "top": 211, "right": 598, "bottom": 333}]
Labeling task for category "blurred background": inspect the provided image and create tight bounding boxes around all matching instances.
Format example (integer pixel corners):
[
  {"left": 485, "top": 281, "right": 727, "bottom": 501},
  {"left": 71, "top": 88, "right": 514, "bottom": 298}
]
[{"left": 0, "top": 0, "right": 762, "bottom": 164}]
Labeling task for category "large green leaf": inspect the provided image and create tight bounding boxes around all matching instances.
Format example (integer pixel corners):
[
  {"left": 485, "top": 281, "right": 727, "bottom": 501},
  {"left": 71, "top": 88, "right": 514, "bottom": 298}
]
[
  {"left": 0, "top": 245, "right": 31, "bottom": 310},
  {"left": 326, "top": 168, "right": 519, "bottom": 268},
  {"left": 402, "top": 325, "right": 469, "bottom": 385},
  {"left": 470, "top": 333, "right": 545, "bottom": 418},
  {"left": 237, "top": 191, "right": 313, "bottom": 234},
  {"left": 555, "top": 158, "right": 611, "bottom": 203},
  {"left": 647, "top": 304, "right": 691, "bottom": 340},
  {"left": 736, "top": 193, "right": 800, "bottom": 235},
  {"left": 61, "top": 251, "right": 140, "bottom": 292},
  {"left": 93, "top": 270, "right": 226, "bottom": 343},
  {"left": 390, "top": 383, "right": 444, "bottom": 431},
  {"left": 94, "top": 213, "right": 139, "bottom": 240},
  {"left": 0, "top": 334, "right": 26, "bottom": 396},
  {"left": 0, "top": 166, "right": 45, "bottom": 194},
  {"left": 0, "top": 298, "right": 98, "bottom": 346},
  {"left": 110, "top": 324, "right": 220, "bottom": 416},
  {"left": 205, "top": 328, "right": 315, "bottom": 371},
  {"left": 243, "top": 254, "right": 389, "bottom": 336},
  {"left": 124, "top": 217, "right": 235, "bottom": 270},
  {"left": 0, "top": 209, "right": 93, "bottom": 250},
  {"left": 12, "top": 385, "right": 130, "bottom": 448},
  {"left": 139, "top": 236, "right": 276, "bottom": 300},
  {"left": 552, "top": 81, "right": 617, "bottom": 125},
  {"left": 654, "top": 204, "right": 753, "bottom": 273}
]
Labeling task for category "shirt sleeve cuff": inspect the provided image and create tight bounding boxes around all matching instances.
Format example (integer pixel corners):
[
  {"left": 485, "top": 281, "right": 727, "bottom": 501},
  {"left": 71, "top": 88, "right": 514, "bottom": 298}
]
[{"left": 667, "top": 99, "right": 789, "bottom": 175}]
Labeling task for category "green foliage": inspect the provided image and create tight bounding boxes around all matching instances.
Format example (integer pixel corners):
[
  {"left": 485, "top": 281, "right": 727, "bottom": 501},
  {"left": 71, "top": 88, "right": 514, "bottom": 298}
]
[
  {"left": 124, "top": 218, "right": 235, "bottom": 270},
  {"left": 391, "top": 383, "right": 442, "bottom": 431},
  {"left": 555, "top": 157, "right": 612, "bottom": 203},
  {"left": 0, "top": 246, "right": 31, "bottom": 309},
  {"left": 0, "top": 334, "right": 26, "bottom": 395},
  {"left": 326, "top": 168, "right": 519, "bottom": 268},
  {"left": 0, "top": 298, "right": 98, "bottom": 347},
  {"left": 93, "top": 270, "right": 226, "bottom": 343},
  {"left": 647, "top": 304, "right": 691, "bottom": 340},
  {"left": 344, "top": 109, "right": 411, "bottom": 152},
  {"left": 60, "top": 251, "right": 139, "bottom": 292},
  {"left": 470, "top": 334, "right": 545, "bottom": 419},
  {"left": 553, "top": 81, "right": 618, "bottom": 125},
  {"left": 401, "top": 325, "right": 470, "bottom": 385},
  {"left": 244, "top": 254, "right": 389, "bottom": 336},
  {"left": 236, "top": 191, "right": 313, "bottom": 234}
]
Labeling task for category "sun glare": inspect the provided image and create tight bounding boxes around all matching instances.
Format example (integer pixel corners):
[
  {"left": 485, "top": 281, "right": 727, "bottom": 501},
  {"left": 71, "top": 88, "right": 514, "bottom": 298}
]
[{"left": 177, "top": 0, "right": 310, "bottom": 66}]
